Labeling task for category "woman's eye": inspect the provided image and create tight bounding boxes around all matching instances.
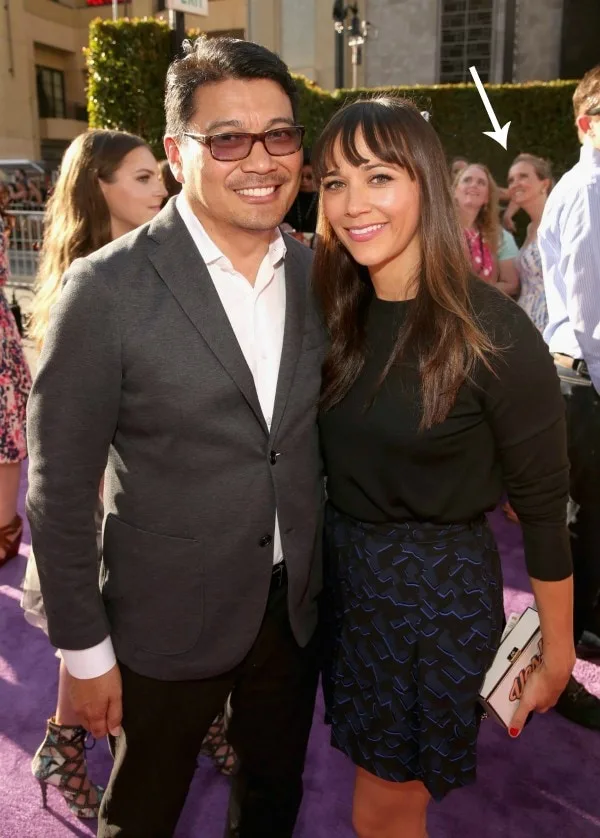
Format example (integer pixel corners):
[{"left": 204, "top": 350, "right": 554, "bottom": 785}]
[
  {"left": 322, "top": 180, "right": 344, "bottom": 191},
  {"left": 370, "top": 174, "right": 392, "bottom": 185}
]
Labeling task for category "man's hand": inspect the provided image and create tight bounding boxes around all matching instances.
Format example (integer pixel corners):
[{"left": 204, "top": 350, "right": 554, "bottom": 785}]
[
  {"left": 67, "top": 662, "right": 123, "bottom": 739},
  {"left": 508, "top": 658, "right": 573, "bottom": 738}
]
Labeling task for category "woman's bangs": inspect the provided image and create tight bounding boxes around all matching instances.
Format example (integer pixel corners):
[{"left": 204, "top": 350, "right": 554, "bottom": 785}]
[{"left": 316, "top": 104, "right": 416, "bottom": 181}]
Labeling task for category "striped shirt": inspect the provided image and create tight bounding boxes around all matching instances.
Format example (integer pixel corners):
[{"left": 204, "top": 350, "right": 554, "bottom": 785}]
[{"left": 538, "top": 143, "right": 600, "bottom": 393}]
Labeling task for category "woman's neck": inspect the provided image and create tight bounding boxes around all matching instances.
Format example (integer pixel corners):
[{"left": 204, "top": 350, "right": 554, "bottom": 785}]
[
  {"left": 369, "top": 238, "right": 421, "bottom": 301},
  {"left": 110, "top": 218, "right": 135, "bottom": 241},
  {"left": 458, "top": 206, "right": 479, "bottom": 230},
  {"left": 521, "top": 193, "right": 547, "bottom": 230}
]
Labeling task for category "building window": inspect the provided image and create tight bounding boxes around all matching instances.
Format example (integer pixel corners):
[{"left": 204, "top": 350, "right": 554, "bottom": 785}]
[
  {"left": 439, "top": 0, "right": 494, "bottom": 83},
  {"left": 36, "top": 66, "right": 66, "bottom": 119}
]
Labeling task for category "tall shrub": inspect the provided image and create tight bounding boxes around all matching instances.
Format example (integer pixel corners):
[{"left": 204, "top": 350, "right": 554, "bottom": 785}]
[{"left": 86, "top": 18, "right": 172, "bottom": 156}]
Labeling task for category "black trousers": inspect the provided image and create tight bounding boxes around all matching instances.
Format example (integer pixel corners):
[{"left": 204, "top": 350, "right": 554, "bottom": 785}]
[
  {"left": 559, "top": 368, "right": 600, "bottom": 643},
  {"left": 97, "top": 573, "right": 320, "bottom": 838}
]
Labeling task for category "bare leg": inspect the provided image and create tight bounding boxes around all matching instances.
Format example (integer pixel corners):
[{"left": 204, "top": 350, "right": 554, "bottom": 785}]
[
  {"left": 0, "top": 462, "right": 21, "bottom": 558},
  {"left": 55, "top": 658, "right": 81, "bottom": 726},
  {"left": 353, "top": 767, "right": 430, "bottom": 838}
]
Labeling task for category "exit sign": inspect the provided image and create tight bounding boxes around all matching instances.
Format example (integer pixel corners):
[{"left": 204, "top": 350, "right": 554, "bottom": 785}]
[{"left": 166, "top": 0, "right": 208, "bottom": 14}]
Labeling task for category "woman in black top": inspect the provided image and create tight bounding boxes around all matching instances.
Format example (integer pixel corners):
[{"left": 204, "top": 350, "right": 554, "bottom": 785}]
[{"left": 312, "top": 98, "right": 575, "bottom": 837}]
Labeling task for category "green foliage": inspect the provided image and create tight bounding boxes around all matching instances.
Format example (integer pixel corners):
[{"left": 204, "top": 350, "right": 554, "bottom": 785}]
[
  {"left": 86, "top": 18, "right": 173, "bottom": 157},
  {"left": 293, "top": 75, "right": 337, "bottom": 151},
  {"left": 86, "top": 19, "right": 580, "bottom": 181}
]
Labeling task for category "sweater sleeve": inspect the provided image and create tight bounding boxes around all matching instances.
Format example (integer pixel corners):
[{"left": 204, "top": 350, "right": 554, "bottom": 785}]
[{"left": 481, "top": 296, "right": 572, "bottom": 581}]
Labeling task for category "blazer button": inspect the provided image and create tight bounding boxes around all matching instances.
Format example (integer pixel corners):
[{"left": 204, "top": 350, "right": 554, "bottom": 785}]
[
  {"left": 269, "top": 450, "right": 278, "bottom": 465},
  {"left": 259, "top": 534, "right": 273, "bottom": 547}
]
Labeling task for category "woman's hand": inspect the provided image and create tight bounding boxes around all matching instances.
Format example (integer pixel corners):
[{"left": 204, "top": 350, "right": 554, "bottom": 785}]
[{"left": 508, "top": 655, "right": 574, "bottom": 737}]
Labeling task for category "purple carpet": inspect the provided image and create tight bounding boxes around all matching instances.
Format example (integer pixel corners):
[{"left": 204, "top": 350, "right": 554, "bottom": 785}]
[{"left": 1, "top": 477, "right": 600, "bottom": 838}]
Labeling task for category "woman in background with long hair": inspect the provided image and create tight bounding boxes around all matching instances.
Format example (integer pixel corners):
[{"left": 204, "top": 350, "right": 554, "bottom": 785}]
[
  {"left": 0, "top": 182, "right": 31, "bottom": 569},
  {"left": 453, "top": 162, "right": 500, "bottom": 283},
  {"left": 23, "top": 129, "right": 167, "bottom": 818}
]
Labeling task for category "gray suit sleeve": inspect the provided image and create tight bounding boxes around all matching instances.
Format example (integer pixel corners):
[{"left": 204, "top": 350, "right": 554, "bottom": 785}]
[{"left": 26, "top": 258, "right": 121, "bottom": 650}]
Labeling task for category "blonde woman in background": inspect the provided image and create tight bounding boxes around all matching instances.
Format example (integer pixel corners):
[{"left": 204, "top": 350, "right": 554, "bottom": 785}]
[
  {"left": 23, "top": 129, "right": 167, "bottom": 818},
  {"left": 453, "top": 163, "right": 501, "bottom": 283},
  {"left": 507, "top": 153, "right": 554, "bottom": 332}
]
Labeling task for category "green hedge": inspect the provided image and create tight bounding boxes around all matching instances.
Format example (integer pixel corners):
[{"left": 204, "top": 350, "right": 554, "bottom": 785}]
[
  {"left": 87, "top": 19, "right": 580, "bottom": 182},
  {"left": 86, "top": 18, "right": 173, "bottom": 154},
  {"left": 329, "top": 81, "right": 580, "bottom": 181}
]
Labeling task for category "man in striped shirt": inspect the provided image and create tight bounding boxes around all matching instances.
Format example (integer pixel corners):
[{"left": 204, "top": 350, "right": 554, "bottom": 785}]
[{"left": 538, "top": 64, "right": 600, "bottom": 730}]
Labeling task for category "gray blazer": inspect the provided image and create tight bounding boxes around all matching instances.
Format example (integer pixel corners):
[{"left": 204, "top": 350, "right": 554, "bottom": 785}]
[{"left": 26, "top": 199, "right": 327, "bottom": 681}]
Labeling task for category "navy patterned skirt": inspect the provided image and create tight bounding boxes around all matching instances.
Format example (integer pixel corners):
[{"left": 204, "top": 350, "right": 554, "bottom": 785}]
[{"left": 321, "top": 504, "right": 504, "bottom": 801}]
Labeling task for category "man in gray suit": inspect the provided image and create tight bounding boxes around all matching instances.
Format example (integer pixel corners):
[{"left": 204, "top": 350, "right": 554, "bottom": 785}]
[{"left": 27, "top": 37, "right": 326, "bottom": 838}]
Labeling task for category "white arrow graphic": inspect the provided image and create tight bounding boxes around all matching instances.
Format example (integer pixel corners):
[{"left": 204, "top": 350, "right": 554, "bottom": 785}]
[{"left": 469, "top": 65, "right": 511, "bottom": 150}]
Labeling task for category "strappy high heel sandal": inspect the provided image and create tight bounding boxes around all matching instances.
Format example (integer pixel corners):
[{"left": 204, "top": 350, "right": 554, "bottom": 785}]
[
  {"left": 0, "top": 514, "right": 23, "bottom": 567},
  {"left": 31, "top": 717, "right": 104, "bottom": 819},
  {"left": 200, "top": 712, "right": 239, "bottom": 777}
]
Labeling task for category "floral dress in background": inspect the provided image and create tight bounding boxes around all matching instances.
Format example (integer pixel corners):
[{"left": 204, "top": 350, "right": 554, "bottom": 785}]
[
  {"left": 517, "top": 239, "right": 548, "bottom": 333},
  {"left": 0, "top": 214, "right": 32, "bottom": 462}
]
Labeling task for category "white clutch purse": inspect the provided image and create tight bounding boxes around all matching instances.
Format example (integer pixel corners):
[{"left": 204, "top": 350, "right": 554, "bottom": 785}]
[{"left": 479, "top": 607, "right": 543, "bottom": 728}]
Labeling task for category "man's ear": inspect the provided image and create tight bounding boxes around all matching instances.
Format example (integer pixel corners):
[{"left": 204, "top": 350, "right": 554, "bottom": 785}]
[
  {"left": 576, "top": 114, "right": 592, "bottom": 137},
  {"left": 164, "top": 137, "right": 185, "bottom": 185}
]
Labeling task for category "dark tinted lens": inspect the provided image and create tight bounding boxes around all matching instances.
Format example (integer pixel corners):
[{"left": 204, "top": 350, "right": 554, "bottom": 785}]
[
  {"left": 264, "top": 128, "right": 303, "bottom": 156},
  {"left": 210, "top": 133, "right": 252, "bottom": 160}
]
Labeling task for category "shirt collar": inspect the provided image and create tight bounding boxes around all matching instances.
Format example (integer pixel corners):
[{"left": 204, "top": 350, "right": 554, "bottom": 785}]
[
  {"left": 176, "top": 191, "right": 287, "bottom": 271},
  {"left": 580, "top": 142, "right": 600, "bottom": 170}
]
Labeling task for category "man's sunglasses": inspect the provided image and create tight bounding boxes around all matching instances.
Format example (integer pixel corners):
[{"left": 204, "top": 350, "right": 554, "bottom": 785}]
[{"left": 183, "top": 126, "right": 305, "bottom": 162}]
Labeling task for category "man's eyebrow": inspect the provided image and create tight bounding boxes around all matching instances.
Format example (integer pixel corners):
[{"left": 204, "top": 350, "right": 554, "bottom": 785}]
[
  {"left": 264, "top": 117, "right": 296, "bottom": 129},
  {"left": 204, "top": 119, "right": 244, "bottom": 133},
  {"left": 203, "top": 116, "right": 296, "bottom": 133}
]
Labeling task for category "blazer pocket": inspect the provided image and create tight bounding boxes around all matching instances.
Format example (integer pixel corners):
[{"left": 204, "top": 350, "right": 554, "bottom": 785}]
[{"left": 102, "top": 514, "right": 204, "bottom": 656}]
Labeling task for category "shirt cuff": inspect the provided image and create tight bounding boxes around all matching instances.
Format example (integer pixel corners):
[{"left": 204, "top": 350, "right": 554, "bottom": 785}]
[{"left": 60, "top": 636, "right": 117, "bottom": 679}]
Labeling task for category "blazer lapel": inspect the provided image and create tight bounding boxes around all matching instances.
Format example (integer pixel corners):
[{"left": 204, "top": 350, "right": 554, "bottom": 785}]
[
  {"left": 147, "top": 201, "right": 268, "bottom": 434},
  {"left": 269, "top": 246, "right": 307, "bottom": 442}
]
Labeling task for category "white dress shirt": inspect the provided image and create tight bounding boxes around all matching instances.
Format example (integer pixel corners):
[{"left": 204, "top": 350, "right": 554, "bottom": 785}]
[
  {"left": 539, "top": 143, "right": 600, "bottom": 393},
  {"left": 61, "top": 193, "right": 287, "bottom": 679}
]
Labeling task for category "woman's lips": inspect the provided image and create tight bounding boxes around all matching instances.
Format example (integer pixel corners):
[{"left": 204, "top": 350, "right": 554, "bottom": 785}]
[{"left": 345, "top": 223, "right": 387, "bottom": 242}]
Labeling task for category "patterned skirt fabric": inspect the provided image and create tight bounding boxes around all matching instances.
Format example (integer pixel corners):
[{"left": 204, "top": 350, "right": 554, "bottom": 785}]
[
  {"left": 321, "top": 504, "right": 504, "bottom": 802},
  {"left": 0, "top": 291, "right": 31, "bottom": 463}
]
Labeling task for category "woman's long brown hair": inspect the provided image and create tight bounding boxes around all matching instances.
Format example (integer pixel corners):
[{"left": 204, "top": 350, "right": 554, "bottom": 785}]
[
  {"left": 312, "top": 97, "right": 496, "bottom": 430},
  {"left": 30, "top": 129, "right": 149, "bottom": 348}
]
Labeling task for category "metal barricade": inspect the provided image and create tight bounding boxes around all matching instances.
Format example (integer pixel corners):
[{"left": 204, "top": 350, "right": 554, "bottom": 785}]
[{"left": 6, "top": 210, "right": 45, "bottom": 286}]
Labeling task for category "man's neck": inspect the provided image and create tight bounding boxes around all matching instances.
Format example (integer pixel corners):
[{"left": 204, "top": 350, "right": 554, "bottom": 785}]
[{"left": 190, "top": 199, "right": 275, "bottom": 287}]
